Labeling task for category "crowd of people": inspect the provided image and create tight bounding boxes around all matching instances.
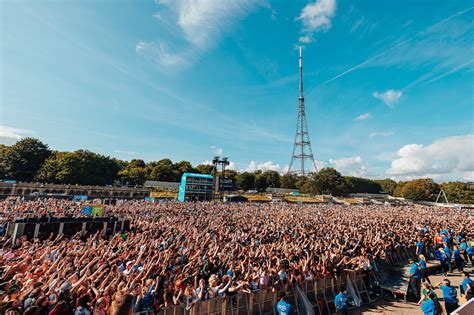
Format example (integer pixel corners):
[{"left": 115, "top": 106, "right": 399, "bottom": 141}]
[{"left": 0, "top": 197, "right": 472, "bottom": 315}]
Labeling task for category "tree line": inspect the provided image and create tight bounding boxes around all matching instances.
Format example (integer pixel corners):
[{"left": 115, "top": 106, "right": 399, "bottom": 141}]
[{"left": 0, "top": 138, "right": 473, "bottom": 203}]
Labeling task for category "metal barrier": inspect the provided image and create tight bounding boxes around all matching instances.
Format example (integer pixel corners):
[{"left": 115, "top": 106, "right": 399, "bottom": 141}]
[
  {"left": 146, "top": 271, "right": 380, "bottom": 315},
  {"left": 135, "top": 247, "right": 443, "bottom": 314}
]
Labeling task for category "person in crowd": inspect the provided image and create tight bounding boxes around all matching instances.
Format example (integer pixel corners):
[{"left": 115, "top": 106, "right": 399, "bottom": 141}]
[
  {"left": 418, "top": 282, "right": 437, "bottom": 305},
  {"left": 437, "top": 279, "right": 458, "bottom": 315},
  {"left": 408, "top": 258, "right": 421, "bottom": 301},
  {"left": 436, "top": 248, "right": 449, "bottom": 276},
  {"left": 461, "top": 272, "right": 473, "bottom": 300},
  {"left": 420, "top": 292, "right": 437, "bottom": 315},
  {"left": 453, "top": 245, "right": 463, "bottom": 273},
  {"left": 416, "top": 238, "right": 426, "bottom": 257},
  {"left": 418, "top": 254, "right": 431, "bottom": 284},
  {"left": 0, "top": 198, "right": 471, "bottom": 314},
  {"left": 276, "top": 291, "right": 294, "bottom": 315},
  {"left": 334, "top": 287, "right": 349, "bottom": 315},
  {"left": 110, "top": 294, "right": 134, "bottom": 315},
  {"left": 443, "top": 243, "right": 454, "bottom": 274}
]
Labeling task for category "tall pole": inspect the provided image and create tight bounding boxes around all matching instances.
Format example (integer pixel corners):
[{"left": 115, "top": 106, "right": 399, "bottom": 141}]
[{"left": 287, "top": 47, "right": 318, "bottom": 176}]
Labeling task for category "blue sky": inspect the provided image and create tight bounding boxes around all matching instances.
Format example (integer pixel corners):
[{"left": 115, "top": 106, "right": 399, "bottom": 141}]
[{"left": 1, "top": 0, "right": 473, "bottom": 181}]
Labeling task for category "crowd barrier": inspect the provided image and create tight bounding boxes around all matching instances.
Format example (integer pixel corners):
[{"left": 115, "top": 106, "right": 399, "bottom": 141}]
[
  {"left": 139, "top": 247, "right": 438, "bottom": 315},
  {"left": 134, "top": 271, "right": 380, "bottom": 315}
]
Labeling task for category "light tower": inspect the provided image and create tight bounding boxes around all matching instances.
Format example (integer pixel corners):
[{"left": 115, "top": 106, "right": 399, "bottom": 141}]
[{"left": 287, "top": 47, "right": 318, "bottom": 175}]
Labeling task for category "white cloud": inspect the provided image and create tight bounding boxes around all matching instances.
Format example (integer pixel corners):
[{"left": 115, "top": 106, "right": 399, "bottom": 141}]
[
  {"left": 354, "top": 113, "right": 372, "bottom": 121},
  {"left": 372, "top": 89, "right": 402, "bottom": 107},
  {"left": 136, "top": 41, "right": 190, "bottom": 67},
  {"left": 329, "top": 156, "right": 368, "bottom": 177},
  {"left": 387, "top": 134, "right": 474, "bottom": 181},
  {"left": 298, "top": 35, "right": 313, "bottom": 44},
  {"left": 0, "top": 125, "right": 32, "bottom": 145},
  {"left": 200, "top": 160, "right": 237, "bottom": 171},
  {"left": 157, "top": 0, "right": 263, "bottom": 50},
  {"left": 152, "top": 12, "right": 162, "bottom": 20},
  {"left": 211, "top": 146, "right": 223, "bottom": 156},
  {"left": 245, "top": 160, "right": 284, "bottom": 173},
  {"left": 369, "top": 131, "right": 395, "bottom": 138},
  {"left": 296, "top": 0, "right": 336, "bottom": 44}
]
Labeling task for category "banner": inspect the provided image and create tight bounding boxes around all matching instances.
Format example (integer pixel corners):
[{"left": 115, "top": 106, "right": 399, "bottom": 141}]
[
  {"left": 92, "top": 205, "right": 105, "bottom": 217},
  {"left": 81, "top": 206, "right": 92, "bottom": 216},
  {"left": 81, "top": 205, "right": 105, "bottom": 217}
]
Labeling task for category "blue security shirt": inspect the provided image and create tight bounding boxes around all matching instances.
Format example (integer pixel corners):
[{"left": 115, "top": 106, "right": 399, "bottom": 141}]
[
  {"left": 437, "top": 250, "right": 446, "bottom": 262},
  {"left": 335, "top": 293, "right": 348, "bottom": 311},
  {"left": 416, "top": 241, "right": 425, "bottom": 251},
  {"left": 439, "top": 285, "right": 457, "bottom": 304},
  {"left": 418, "top": 259, "right": 427, "bottom": 269},
  {"left": 444, "top": 247, "right": 452, "bottom": 259},
  {"left": 276, "top": 300, "right": 294, "bottom": 315},
  {"left": 467, "top": 246, "right": 474, "bottom": 255},
  {"left": 462, "top": 278, "right": 473, "bottom": 294},
  {"left": 453, "top": 249, "right": 461, "bottom": 260},
  {"left": 460, "top": 242, "right": 467, "bottom": 250},
  {"left": 409, "top": 263, "right": 420, "bottom": 279},
  {"left": 421, "top": 299, "right": 435, "bottom": 315}
]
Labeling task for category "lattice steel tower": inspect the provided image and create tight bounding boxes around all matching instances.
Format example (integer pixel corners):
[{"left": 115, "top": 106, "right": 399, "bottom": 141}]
[{"left": 287, "top": 47, "right": 318, "bottom": 175}]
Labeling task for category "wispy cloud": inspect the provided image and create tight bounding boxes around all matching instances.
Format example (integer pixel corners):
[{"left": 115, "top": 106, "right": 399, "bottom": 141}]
[
  {"left": 316, "top": 6, "right": 474, "bottom": 87},
  {"left": 136, "top": 41, "right": 191, "bottom": 68},
  {"left": 0, "top": 125, "right": 33, "bottom": 145},
  {"left": 354, "top": 113, "right": 372, "bottom": 121},
  {"left": 162, "top": 0, "right": 264, "bottom": 50},
  {"left": 140, "top": 0, "right": 265, "bottom": 68},
  {"left": 211, "top": 146, "right": 223, "bottom": 156},
  {"left": 372, "top": 89, "right": 402, "bottom": 107},
  {"left": 296, "top": 0, "right": 336, "bottom": 44},
  {"left": 369, "top": 131, "right": 395, "bottom": 138}
]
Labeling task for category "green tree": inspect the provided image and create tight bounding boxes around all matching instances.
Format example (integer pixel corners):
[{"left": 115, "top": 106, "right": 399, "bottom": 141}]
[
  {"left": 118, "top": 159, "right": 147, "bottom": 186},
  {"left": 394, "top": 181, "right": 406, "bottom": 197},
  {"left": 310, "top": 168, "right": 346, "bottom": 196},
  {"left": 174, "top": 160, "right": 194, "bottom": 174},
  {"left": 195, "top": 164, "right": 214, "bottom": 175},
  {"left": 254, "top": 172, "right": 268, "bottom": 192},
  {"left": 281, "top": 173, "right": 298, "bottom": 189},
  {"left": 440, "top": 182, "right": 474, "bottom": 204},
  {"left": 263, "top": 170, "right": 281, "bottom": 188},
  {"left": 236, "top": 172, "right": 255, "bottom": 191},
  {"left": 1, "top": 138, "right": 51, "bottom": 181},
  {"left": 36, "top": 150, "right": 121, "bottom": 185},
  {"left": 344, "top": 176, "right": 382, "bottom": 194},
  {"left": 295, "top": 175, "right": 313, "bottom": 194},
  {"left": 221, "top": 169, "right": 238, "bottom": 181},
  {"left": 146, "top": 159, "right": 176, "bottom": 181},
  {"left": 376, "top": 178, "right": 398, "bottom": 195},
  {"left": 401, "top": 178, "right": 439, "bottom": 201}
]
